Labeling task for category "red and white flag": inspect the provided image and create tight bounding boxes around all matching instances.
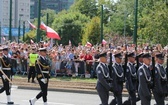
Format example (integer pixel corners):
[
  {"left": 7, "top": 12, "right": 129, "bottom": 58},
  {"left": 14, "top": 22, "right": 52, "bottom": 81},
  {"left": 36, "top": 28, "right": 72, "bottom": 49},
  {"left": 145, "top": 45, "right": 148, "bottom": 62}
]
[
  {"left": 46, "top": 26, "right": 61, "bottom": 40},
  {"left": 27, "top": 21, "right": 37, "bottom": 29},
  {"left": 69, "top": 40, "right": 71, "bottom": 45},
  {"left": 2, "top": 37, "right": 5, "bottom": 41},
  {"left": 30, "top": 39, "right": 34, "bottom": 44},
  {"left": 40, "top": 22, "right": 47, "bottom": 31},
  {"left": 85, "top": 42, "right": 92, "bottom": 47},
  {"left": 102, "top": 39, "right": 107, "bottom": 45}
]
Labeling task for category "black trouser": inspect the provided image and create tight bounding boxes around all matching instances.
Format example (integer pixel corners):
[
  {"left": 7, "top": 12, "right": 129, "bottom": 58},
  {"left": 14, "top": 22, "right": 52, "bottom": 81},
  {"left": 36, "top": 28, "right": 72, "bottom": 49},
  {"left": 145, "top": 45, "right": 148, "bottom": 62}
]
[
  {"left": 36, "top": 78, "right": 48, "bottom": 102},
  {"left": 96, "top": 85, "right": 109, "bottom": 105},
  {"left": 110, "top": 92, "right": 122, "bottom": 105},
  {"left": 28, "top": 66, "right": 36, "bottom": 82},
  {"left": 153, "top": 92, "right": 165, "bottom": 105},
  {"left": 0, "top": 71, "right": 11, "bottom": 95}
]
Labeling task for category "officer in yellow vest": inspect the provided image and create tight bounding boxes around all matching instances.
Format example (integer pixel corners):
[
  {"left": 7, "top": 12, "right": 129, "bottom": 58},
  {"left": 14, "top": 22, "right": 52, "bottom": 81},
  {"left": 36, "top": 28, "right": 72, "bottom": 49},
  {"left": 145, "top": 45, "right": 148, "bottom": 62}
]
[{"left": 28, "top": 47, "right": 38, "bottom": 83}]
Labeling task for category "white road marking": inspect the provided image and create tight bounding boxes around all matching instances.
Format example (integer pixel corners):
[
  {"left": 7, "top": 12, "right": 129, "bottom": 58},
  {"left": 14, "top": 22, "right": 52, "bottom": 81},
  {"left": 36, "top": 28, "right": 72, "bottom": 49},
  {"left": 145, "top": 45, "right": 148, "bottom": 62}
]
[{"left": 22, "top": 100, "right": 75, "bottom": 105}]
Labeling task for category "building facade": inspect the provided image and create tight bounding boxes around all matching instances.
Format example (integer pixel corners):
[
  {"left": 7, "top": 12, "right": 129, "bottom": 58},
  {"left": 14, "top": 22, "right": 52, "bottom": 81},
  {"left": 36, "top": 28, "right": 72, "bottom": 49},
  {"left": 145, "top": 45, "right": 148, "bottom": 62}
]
[
  {"left": 30, "top": 0, "right": 74, "bottom": 19},
  {"left": 0, "top": 0, "right": 30, "bottom": 28}
]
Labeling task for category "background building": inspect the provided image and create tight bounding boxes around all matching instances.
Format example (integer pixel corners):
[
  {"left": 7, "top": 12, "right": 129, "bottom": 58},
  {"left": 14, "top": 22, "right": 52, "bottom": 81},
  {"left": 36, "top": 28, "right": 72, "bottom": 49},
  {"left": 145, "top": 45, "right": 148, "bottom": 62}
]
[
  {"left": 30, "top": 0, "right": 74, "bottom": 19},
  {"left": 0, "top": 0, "right": 30, "bottom": 28}
]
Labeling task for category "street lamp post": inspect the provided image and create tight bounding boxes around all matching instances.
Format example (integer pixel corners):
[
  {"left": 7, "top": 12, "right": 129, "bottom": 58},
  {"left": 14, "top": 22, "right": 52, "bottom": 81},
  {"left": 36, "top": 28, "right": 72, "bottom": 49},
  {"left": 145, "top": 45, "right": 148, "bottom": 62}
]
[
  {"left": 133, "top": 0, "right": 138, "bottom": 50},
  {"left": 9, "top": 0, "right": 12, "bottom": 42},
  {"left": 37, "top": 0, "right": 41, "bottom": 42},
  {"left": 23, "top": 21, "right": 25, "bottom": 42},
  {"left": 0, "top": 21, "right": 1, "bottom": 44},
  {"left": 100, "top": 5, "right": 104, "bottom": 43},
  {"left": 18, "top": 14, "right": 23, "bottom": 43}
]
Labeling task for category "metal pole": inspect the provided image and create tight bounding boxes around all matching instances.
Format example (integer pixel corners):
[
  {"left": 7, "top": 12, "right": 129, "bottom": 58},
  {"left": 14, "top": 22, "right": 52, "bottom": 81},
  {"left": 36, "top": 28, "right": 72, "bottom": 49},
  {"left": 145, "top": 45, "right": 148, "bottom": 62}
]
[
  {"left": 133, "top": 0, "right": 138, "bottom": 50},
  {"left": 100, "top": 5, "right": 104, "bottom": 43},
  {"left": 9, "top": 0, "right": 12, "bottom": 42},
  {"left": 124, "top": 10, "right": 127, "bottom": 44},
  {"left": 23, "top": 21, "right": 25, "bottom": 42},
  {"left": 18, "top": 18, "right": 21, "bottom": 43},
  {"left": 46, "top": 13, "right": 49, "bottom": 26},
  {"left": 37, "top": 0, "right": 41, "bottom": 42},
  {"left": 0, "top": 22, "right": 1, "bottom": 44}
]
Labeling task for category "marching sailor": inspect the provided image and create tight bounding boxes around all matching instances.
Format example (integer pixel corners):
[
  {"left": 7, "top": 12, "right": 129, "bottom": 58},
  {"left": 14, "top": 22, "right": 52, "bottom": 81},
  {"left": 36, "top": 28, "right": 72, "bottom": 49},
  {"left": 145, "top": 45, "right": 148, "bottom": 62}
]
[
  {"left": 0, "top": 46, "right": 14, "bottom": 104},
  {"left": 96, "top": 52, "right": 112, "bottom": 105},
  {"left": 29, "top": 47, "right": 50, "bottom": 105}
]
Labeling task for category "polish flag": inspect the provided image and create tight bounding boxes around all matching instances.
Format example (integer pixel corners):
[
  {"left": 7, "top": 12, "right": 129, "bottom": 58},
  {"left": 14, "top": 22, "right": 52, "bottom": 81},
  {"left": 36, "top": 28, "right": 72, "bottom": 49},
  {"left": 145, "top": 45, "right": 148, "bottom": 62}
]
[
  {"left": 102, "top": 39, "right": 107, "bottom": 45},
  {"left": 2, "top": 37, "right": 6, "bottom": 41},
  {"left": 46, "top": 26, "right": 61, "bottom": 40},
  {"left": 69, "top": 40, "right": 71, "bottom": 45},
  {"left": 30, "top": 39, "right": 34, "bottom": 44},
  {"left": 40, "top": 22, "right": 47, "bottom": 31},
  {"left": 27, "top": 21, "right": 37, "bottom": 29},
  {"left": 85, "top": 42, "right": 92, "bottom": 47}
]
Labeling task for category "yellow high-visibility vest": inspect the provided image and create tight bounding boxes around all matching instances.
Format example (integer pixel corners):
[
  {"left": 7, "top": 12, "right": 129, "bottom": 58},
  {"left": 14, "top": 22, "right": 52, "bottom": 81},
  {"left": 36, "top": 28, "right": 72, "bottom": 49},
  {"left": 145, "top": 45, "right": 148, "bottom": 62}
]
[{"left": 29, "top": 53, "right": 38, "bottom": 66}]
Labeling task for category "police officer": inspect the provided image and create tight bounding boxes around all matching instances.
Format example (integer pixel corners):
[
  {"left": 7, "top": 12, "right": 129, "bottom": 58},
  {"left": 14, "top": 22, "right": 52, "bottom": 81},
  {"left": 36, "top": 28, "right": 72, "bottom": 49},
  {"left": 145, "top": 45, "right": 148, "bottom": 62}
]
[
  {"left": 152, "top": 53, "right": 167, "bottom": 105},
  {"left": 123, "top": 52, "right": 137, "bottom": 105},
  {"left": 29, "top": 47, "right": 50, "bottom": 105},
  {"left": 96, "top": 52, "right": 112, "bottom": 105},
  {"left": 138, "top": 53, "right": 152, "bottom": 105},
  {"left": 0, "top": 46, "right": 14, "bottom": 104},
  {"left": 110, "top": 52, "right": 124, "bottom": 105},
  {"left": 28, "top": 47, "right": 38, "bottom": 83}
]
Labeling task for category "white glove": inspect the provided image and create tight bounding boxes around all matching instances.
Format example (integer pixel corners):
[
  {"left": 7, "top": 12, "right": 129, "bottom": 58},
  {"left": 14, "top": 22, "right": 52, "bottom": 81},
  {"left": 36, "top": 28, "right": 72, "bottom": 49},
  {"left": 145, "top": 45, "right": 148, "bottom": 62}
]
[
  {"left": 2, "top": 75, "right": 6, "bottom": 80},
  {"left": 41, "top": 78, "right": 47, "bottom": 84}
]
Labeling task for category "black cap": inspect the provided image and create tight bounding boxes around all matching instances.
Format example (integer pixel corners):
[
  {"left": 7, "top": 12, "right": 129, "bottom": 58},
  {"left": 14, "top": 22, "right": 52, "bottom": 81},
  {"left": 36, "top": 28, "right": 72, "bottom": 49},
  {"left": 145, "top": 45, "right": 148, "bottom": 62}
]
[
  {"left": 98, "top": 52, "right": 107, "bottom": 58},
  {"left": 114, "top": 53, "right": 122, "bottom": 59},
  {"left": 156, "top": 53, "right": 164, "bottom": 60},
  {"left": 127, "top": 52, "right": 136, "bottom": 57},
  {"left": 142, "top": 53, "right": 151, "bottom": 58}
]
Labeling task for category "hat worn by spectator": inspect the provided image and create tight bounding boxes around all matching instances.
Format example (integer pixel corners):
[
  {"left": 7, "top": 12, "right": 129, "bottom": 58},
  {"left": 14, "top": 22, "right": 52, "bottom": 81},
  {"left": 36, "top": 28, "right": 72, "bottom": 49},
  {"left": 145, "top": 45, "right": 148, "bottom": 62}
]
[
  {"left": 98, "top": 52, "right": 107, "bottom": 58},
  {"left": 114, "top": 53, "right": 122, "bottom": 59},
  {"left": 3, "top": 46, "right": 8, "bottom": 51},
  {"left": 127, "top": 52, "right": 136, "bottom": 58},
  {"left": 39, "top": 47, "right": 47, "bottom": 52},
  {"left": 142, "top": 53, "right": 151, "bottom": 58},
  {"left": 156, "top": 53, "right": 164, "bottom": 60}
]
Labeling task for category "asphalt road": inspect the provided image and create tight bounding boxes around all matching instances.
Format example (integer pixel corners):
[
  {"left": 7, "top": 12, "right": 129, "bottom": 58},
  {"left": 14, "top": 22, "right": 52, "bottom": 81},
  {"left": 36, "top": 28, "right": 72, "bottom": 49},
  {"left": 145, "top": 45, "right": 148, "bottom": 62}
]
[{"left": 0, "top": 86, "right": 168, "bottom": 105}]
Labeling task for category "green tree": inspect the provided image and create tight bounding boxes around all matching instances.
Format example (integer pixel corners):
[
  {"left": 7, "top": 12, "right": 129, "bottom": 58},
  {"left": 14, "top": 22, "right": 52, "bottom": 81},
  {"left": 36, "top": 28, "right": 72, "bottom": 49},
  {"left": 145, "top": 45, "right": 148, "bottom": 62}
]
[
  {"left": 52, "top": 11, "right": 90, "bottom": 46},
  {"left": 82, "top": 16, "right": 101, "bottom": 45}
]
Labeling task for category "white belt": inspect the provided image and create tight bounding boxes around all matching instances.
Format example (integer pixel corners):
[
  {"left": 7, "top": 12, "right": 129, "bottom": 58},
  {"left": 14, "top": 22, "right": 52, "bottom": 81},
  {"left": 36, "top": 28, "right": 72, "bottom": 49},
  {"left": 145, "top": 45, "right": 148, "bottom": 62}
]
[
  {"left": 2, "top": 68, "right": 11, "bottom": 70},
  {"left": 42, "top": 71, "right": 49, "bottom": 73}
]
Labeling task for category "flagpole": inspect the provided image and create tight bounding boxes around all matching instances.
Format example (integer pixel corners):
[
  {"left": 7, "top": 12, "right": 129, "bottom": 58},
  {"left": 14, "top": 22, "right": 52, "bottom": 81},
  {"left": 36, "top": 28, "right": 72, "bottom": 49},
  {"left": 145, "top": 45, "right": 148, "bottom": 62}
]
[{"left": 37, "top": 0, "right": 41, "bottom": 42}]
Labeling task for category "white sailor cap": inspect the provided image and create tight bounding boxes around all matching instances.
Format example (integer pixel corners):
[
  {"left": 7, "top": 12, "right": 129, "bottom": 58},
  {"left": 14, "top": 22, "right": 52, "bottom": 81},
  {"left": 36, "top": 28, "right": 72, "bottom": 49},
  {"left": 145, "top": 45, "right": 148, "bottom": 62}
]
[
  {"left": 2, "top": 46, "right": 9, "bottom": 51},
  {"left": 38, "top": 47, "right": 47, "bottom": 51}
]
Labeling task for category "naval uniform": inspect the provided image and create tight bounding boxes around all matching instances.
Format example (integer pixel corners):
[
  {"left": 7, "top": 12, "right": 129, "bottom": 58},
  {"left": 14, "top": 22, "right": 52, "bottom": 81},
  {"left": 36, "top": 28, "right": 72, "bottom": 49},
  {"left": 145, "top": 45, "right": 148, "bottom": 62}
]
[
  {"left": 110, "top": 63, "right": 124, "bottom": 105},
  {"left": 124, "top": 62, "right": 137, "bottom": 105},
  {"left": 152, "top": 63, "right": 167, "bottom": 105},
  {"left": 0, "top": 54, "right": 14, "bottom": 104},
  {"left": 35, "top": 56, "right": 50, "bottom": 103},
  {"left": 138, "top": 64, "right": 152, "bottom": 105},
  {"left": 96, "top": 62, "right": 111, "bottom": 105}
]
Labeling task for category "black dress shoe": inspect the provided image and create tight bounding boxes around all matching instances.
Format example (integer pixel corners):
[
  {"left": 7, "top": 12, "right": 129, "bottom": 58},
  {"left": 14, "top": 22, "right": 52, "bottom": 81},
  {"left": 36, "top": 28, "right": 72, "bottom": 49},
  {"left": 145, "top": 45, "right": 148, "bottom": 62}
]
[
  {"left": 29, "top": 100, "right": 32, "bottom": 105},
  {"left": 7, "top": 101, "right": 14, "bottom": 104}
]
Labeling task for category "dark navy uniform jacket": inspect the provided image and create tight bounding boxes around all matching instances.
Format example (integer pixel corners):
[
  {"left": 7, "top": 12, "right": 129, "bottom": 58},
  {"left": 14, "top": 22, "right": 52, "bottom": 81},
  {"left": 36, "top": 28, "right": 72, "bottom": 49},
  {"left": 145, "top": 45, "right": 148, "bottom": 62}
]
[
  {"left": 35, "top": 56, "right": 50, "bottom": 80},
  {"left": 96, "top": 62, "right": 111, "bottom": 91},
  {"left": 125, "top": 62, "right": 137, "bottom": 92},
  {"left": 112, "top": 63, "right": 124, "bottom": 93},
  {"left": 138, "top": 64, "right": 152, "bottom": 99},
  {"left": 153, "top": 63, "right": 167, "bottom": 95}
]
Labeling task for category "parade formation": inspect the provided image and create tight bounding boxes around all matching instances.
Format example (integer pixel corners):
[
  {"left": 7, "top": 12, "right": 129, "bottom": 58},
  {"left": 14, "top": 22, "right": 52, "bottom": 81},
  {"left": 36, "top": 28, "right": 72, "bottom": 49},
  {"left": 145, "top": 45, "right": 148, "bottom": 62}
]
[{"left": 0, "top": 41, "right": 167, "bottom": 105}]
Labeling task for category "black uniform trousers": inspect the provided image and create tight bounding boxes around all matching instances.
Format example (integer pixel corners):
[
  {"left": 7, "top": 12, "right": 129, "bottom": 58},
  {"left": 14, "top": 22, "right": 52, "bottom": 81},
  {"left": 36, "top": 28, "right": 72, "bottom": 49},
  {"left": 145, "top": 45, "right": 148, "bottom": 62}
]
[
  {"left": 0, "top": 71, "right": 11, "bottom": 95},
  {"left": 110, "top": 92, "right": 122, "bottom": 105},
  {"left": 153, "top": 92, "right": 165, "bottom": 105},
  {"left": 96, "top": 83, "right": 109, "bottom": 105},
  {"left": 28, "top": 66, "right": 36, "bottom": 82},
  {"left": 36, "top": 79, "right": 48, "bottom": 102}
]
